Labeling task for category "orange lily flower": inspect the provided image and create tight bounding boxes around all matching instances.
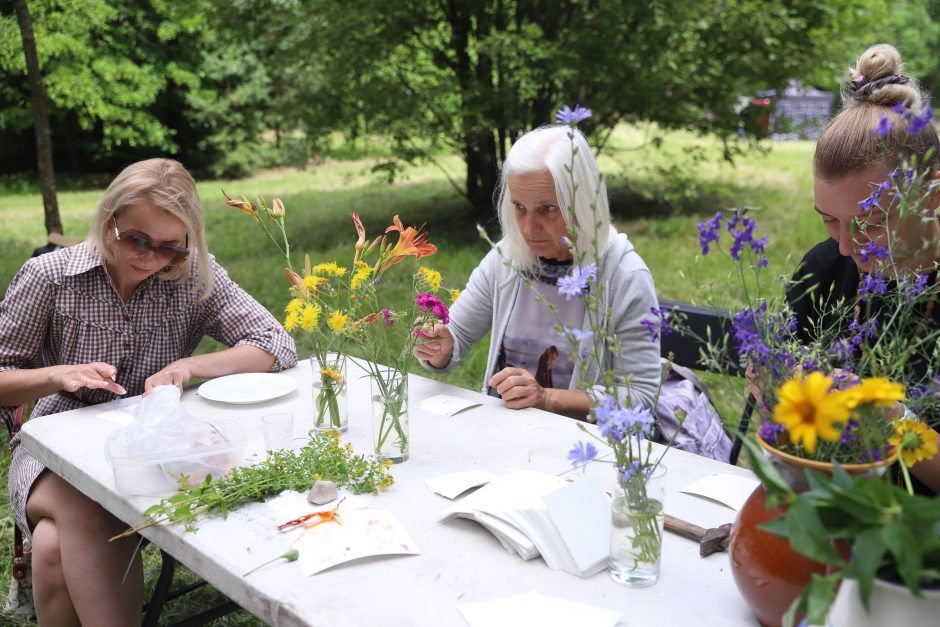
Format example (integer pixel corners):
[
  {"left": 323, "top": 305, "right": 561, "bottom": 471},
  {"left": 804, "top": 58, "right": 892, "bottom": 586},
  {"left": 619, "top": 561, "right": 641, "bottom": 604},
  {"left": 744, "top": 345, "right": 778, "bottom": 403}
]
[
  {"left": 222, "top": 189, "right": 260, "bottom": 223},
  {"left": 379, "top": 215, "right": 437, "bottom": 273},
  {"left": 351, "top": 213, "right": 367, "bottom": 264}
]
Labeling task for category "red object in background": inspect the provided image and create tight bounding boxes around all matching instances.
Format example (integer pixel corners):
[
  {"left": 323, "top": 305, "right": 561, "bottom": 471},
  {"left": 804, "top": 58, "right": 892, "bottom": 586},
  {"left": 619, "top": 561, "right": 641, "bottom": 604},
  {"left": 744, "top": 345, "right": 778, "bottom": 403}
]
[{"left": 728, "top": 485, "right": 825, "bottom": 627}]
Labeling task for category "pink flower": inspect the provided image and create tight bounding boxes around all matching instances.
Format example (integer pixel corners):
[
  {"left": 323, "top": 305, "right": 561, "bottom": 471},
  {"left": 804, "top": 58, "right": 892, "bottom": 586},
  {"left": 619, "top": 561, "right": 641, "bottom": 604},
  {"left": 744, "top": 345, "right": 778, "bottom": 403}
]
[
  {"left": 382, "top": 306, "right": 395, "bottom": 327},
  {"left": 415, "top": 293, "right": 449, "bottom": 325}
]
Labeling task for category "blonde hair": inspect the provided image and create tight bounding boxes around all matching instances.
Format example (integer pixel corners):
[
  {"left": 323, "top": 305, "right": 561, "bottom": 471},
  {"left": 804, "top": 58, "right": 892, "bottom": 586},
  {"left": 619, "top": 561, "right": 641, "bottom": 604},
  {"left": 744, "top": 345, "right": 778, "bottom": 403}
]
[
  {"left": 815, "top": 43, "right": 940, "bottom": 179},
  {"left": 86, "top": 158, "right": 213, "bottom": 298},
  {"left": 497, "top": 125, "right": 611, "bottom": 267}
]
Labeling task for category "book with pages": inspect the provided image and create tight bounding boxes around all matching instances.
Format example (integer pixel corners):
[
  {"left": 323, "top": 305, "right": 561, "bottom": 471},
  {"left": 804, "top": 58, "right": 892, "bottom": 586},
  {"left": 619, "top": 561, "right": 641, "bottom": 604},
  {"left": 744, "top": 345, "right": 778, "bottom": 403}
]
[{"left": 440, "top": 470, "right": 611, "bottom": 578}]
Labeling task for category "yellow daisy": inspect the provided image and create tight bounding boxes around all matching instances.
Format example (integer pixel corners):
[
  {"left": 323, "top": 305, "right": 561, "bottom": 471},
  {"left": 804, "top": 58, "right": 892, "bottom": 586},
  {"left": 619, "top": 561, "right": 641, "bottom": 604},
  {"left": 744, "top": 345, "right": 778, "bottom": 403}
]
[
  {"left": 350, "top": 261, "right": 372, "bottom": 290},
  {"left": 418, "top": 266, "right": 443, "bottom": 292},
  {"left": 283, "top": 311, "right": 301, "bottom": 332},
  {"left": 303, "top": 275, "right": 328, "bottom": 295},
  {"left": 300, "top": 303, "right": 322, "bottom": 331},
  {"left": 449, "top": 288, "right": 461, "bottom": 304},
  {"left": 773, "top": 372, "right": 849, "bottom": 454},
  {"left": 890, "top": 419, "right": 939, "bottom": 467},
  {"left": 843, "top": 377, "right": 905, "bottom": 409},
  {"left": 285, "top": 298, "right": 304, "bottom": 315},
  {"left": 327, "top": 310, "right": 349, "bottom": 333},
  {"left": 319, "top": 367, "right": 343, "bottom": 382},
  {"left": 313, "top": 262, "right": 348, "bottom": 277}
]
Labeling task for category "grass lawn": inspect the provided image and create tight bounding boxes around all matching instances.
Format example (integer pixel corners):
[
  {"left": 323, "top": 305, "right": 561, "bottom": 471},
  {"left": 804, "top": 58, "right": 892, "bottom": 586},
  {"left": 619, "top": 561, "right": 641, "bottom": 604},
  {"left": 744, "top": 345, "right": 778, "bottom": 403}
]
[{"left": 0, "top": 124, "right": 825, "bottom": 624}]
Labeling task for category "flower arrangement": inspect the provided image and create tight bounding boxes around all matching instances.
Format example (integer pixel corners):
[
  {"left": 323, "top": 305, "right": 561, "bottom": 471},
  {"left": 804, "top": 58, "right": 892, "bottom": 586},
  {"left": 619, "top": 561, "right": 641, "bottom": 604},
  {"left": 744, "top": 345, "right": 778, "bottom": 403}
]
[
  {"left": 742, "top": 378, "right": 939, "bottom": 625},
  {"left": 225, "top": 191, "right": 455, "bottom": 459}
]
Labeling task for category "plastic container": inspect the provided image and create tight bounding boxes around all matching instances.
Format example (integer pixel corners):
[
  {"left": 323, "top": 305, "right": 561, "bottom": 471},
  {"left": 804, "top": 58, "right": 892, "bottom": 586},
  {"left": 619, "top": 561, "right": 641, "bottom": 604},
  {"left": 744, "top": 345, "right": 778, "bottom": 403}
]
[{"left": 105, "top": 418, "right": 246, "bottom": 497}]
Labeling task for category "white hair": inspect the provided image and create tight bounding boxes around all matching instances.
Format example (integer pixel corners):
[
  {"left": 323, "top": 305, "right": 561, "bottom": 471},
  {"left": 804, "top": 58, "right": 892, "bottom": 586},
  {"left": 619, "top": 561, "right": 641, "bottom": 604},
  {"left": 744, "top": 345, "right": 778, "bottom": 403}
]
[{"left": 497, "top": 125, "right": 612, "bottom": 268}]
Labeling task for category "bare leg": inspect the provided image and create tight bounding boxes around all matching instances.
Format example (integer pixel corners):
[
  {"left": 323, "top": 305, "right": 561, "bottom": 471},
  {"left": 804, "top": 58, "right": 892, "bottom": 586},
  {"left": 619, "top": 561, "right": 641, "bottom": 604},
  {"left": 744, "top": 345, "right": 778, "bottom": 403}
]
[
  {"left": 30, "top": 519, "right": 80, "bottom": 627},
  {"left": 27, "top": 471, "right": 143, "bottom": 627}
]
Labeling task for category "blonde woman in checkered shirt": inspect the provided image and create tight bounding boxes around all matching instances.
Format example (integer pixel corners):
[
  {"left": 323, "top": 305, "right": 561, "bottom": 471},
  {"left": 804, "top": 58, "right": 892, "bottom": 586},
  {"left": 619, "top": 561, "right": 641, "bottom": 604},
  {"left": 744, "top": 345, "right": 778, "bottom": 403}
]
[{"left": 0, "top": 158, "right": 296, "bottom": 626}]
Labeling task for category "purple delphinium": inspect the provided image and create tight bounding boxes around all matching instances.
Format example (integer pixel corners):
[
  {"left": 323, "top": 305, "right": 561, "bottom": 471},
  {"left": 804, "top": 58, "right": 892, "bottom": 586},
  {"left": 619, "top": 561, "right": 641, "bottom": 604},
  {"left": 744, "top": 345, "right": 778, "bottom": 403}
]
[
  {"left": 874, "top": 114, "right": 893, "bottom": 137},
  {"left": 908, "top": 105, "right": 933, "bottom": 135},
  {"left": 859, "top": 273, "right": 888, "bottom": 302},
  {"left": 907, "top": 274, "right": 930, "bottom": 298},
  {"left": 697, "top": 211, "right": 722, "bottom": 255},
  {"left": 557, "top": 263, "right": 597, "bottom": 300},
  {"left": 730, "top": 302, "right": 798, "bottom": 376},
  {"left": 381, "top": 306, "right": 395, "bottom": 327},
  {"left": 563, "top": 325, "right": 594, "bottom": 341},
  {"left": 847, "top": 318, "right": 879, "bottom": 350},
  {"left": 641, "top": 306, "right": 673, "bottom": 342},
  {"left": 725, "top": 208, "right": 769, "bottom": 267},
  {"left": 415, "top": 293, "right": 450, "bottom": 324},
  {"left": 858, "top": 241, "right": 889, "bottom": 263},
  {"left": 758, "top": 421, "right": 786, "bottom": 446},
  {"left": 567, "top": 441, "right": 598, "bottom": 468},
  {"left": 555, "top": 104, "right": 592, "bottom": 126},
  {"left": 839, "top": 418, "right": 860, "bottom": 445}
]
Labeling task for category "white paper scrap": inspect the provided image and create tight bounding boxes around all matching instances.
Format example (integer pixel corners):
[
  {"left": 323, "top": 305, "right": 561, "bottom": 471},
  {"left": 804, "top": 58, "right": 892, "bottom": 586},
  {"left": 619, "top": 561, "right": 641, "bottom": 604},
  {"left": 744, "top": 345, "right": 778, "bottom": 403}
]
[
  {"left": 425, "top": 471, "right": 499, "bottom": 499},
  {"left": 418, "top": 394, "right": 482, "bottom": 416},
  {"left": 542, "top": 475, "right": 610, "bottom": 577},
  {"left": 458, "top": 591, "right": 621, "bottom": 627},
  {"left": 680, "top": 473, "right": 760, "bottom": 511}
]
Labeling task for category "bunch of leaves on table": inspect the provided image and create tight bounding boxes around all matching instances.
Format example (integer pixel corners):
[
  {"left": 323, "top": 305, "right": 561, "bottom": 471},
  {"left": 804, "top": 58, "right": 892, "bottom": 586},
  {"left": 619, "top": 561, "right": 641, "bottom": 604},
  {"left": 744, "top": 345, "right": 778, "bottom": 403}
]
[
  {"left": 112, "top": 432, "right": 394, "bottom": 536},
  {"left": 741, "top": 374, "right": 939, "bottom": 626}
]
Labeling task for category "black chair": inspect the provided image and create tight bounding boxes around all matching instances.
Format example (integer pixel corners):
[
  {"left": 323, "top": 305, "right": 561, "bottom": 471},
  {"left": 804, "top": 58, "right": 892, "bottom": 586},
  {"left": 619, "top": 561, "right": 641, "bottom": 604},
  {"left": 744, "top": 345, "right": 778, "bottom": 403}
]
[{"left": 658, "top": 298, "right": 756, "bottom": 465}]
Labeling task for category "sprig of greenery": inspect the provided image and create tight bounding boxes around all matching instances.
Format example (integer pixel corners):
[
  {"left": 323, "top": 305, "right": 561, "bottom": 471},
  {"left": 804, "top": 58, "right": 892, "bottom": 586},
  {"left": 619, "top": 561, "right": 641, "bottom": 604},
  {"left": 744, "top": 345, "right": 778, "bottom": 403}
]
[{"left": 112, "top": 432, "right": 394, "bottom": 539}]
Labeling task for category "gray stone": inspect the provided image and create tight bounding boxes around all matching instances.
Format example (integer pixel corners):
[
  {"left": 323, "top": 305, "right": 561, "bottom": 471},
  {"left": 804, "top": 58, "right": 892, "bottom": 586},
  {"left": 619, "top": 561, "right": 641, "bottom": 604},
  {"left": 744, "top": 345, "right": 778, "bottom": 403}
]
[{"left": 306, "top": 480, "right": 338, "bottom": 505}]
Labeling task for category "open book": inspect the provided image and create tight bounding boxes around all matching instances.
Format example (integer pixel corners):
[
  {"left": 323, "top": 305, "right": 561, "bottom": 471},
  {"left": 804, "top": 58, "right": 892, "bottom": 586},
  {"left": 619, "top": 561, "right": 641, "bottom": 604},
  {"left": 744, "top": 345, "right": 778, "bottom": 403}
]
[{"left": 440, "top": 471, "right": 611, "bottom": 578}]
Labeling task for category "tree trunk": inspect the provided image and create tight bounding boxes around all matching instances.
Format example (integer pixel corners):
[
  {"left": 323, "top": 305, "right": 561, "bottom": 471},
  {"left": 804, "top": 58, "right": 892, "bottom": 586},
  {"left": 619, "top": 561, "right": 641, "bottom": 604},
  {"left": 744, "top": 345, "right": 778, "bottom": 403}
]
[
  {"left": 464, "top": 131, "right": 499, "bottom": 218},
  {"left": 14, "top": 0, "right": 62, "bottom": 236}
]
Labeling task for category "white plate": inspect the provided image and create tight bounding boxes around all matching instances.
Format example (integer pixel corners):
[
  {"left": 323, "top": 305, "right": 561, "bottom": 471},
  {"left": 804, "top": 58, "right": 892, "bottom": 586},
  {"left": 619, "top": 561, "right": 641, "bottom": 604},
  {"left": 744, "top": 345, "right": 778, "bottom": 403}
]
[{"left": 197, "top": 373, "right": 298, "bottom": 405}]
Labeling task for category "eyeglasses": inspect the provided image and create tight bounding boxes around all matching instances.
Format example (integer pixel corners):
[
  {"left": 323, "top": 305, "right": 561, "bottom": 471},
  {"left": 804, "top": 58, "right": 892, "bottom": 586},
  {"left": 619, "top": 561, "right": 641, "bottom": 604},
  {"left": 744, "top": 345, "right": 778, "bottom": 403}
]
[{"left": 111, "top": 216, "right": 190, "bottom": 261}]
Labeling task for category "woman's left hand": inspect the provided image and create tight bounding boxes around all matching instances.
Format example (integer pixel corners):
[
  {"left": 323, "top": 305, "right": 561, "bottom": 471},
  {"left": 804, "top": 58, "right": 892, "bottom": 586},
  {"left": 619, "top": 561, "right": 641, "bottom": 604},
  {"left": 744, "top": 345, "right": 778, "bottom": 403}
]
[
  {"left": 144, "top": 359, "right": 193, "bottom": 395},
  {"left": 488, "top": 367, "right": 547, "bottom": 410}
]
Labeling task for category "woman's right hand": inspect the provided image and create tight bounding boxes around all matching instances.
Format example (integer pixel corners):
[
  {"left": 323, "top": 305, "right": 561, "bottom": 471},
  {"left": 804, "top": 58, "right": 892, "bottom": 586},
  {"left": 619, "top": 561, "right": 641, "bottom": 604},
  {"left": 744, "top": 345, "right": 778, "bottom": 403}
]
[
  {"left": 57, "top": 362, "right": 127, "bottom": 395},
  {"left": 412, "top": 323, "right": 454, "bottom": 369}
]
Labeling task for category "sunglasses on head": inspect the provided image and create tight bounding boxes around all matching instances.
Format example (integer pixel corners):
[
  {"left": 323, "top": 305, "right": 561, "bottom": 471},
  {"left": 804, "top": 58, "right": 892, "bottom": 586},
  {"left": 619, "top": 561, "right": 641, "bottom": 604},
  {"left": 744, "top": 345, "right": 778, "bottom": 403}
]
[{"left": 111, "top": 215, "right": 190, "bottom": 261}]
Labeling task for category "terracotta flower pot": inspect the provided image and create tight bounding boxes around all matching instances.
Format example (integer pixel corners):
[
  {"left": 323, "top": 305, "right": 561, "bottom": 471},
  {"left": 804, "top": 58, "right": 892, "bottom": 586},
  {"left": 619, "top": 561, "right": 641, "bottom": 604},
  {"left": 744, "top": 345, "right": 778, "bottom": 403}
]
[{"left": 729, "top": 434, "right": 897, "bottom": 627}]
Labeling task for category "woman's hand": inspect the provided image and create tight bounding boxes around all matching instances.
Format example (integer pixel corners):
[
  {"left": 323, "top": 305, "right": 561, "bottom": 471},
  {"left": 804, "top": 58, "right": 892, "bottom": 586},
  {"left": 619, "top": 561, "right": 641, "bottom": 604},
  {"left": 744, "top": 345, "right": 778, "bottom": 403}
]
[
  {"left": 412, "top": 323, "right": 454, "bottom": 369},
  {"left": 58, "top": 362, "right": 127, "bottom": 396},
  {"left": 144, "top": 359, "right": 194, "bottom": 395},
  {"left": 488, "top": 367, "right": 547, "bottom": 410}
]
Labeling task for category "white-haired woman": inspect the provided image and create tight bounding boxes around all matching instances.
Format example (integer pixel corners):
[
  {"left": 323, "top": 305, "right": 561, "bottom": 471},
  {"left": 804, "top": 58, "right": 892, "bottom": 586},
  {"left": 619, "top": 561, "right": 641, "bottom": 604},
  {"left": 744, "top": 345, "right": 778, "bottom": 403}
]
[
  {"left": 414, "top": 126, "right": 660, "bottom": 418},
  {"left": 0, "top": 158, "right": 297, "bottom": 625}
]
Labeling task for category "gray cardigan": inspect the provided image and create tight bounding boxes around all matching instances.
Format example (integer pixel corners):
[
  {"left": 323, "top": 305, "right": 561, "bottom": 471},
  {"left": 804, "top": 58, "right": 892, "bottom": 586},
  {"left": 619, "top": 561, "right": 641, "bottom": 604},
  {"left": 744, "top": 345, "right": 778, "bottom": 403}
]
[{"left": 425, "top": 229, "right": 661, "bottom": 410}]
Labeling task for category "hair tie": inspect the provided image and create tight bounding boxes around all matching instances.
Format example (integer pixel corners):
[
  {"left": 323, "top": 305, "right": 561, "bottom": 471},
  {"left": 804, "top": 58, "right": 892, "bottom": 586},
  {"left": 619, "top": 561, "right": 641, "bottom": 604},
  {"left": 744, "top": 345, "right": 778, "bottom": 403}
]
[{"left": 847, "top": 74, "right": 911, "bottom": 100}]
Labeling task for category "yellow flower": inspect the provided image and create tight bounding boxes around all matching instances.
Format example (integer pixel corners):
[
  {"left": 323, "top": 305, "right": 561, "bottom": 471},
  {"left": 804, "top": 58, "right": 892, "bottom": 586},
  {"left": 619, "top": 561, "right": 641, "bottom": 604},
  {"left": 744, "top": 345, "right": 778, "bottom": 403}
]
[
  {"left": 313, "top": 262, "right": 348, "bottom": 277},
  {"left": 300, "top": 303, "right": 322, "bottom": 331},
  {"left": 450, "top": 288, "right": 461, "bottom": 304},
  {"left": 890, "top": 419, "right": 939, "bottom": 467},
  {"left": 843, "top": 377, "right": 905, "bottom": 409},
  {"left": 283, "top": 311, "right": 301, "bottom": 332},
  {"left": 773, "top": 372, "right": 849, "bottom": 455},
  {"left": 319, "top": 367, "right": 343, "bottom": 382},
  {"left": 285, "top": 298, "right": 304, "bottom": 315},
  {"left": 303, "top": 275, "right": 328, "bottom": 295},
  {"left": 418, "top": 266, "right": 443, "bottom": 292},
  {"left": 350, "top": 261, "right": 372, "bottom": 290},
  {"left": 327, "top": 310, "right": 349, "bottom": 333}
]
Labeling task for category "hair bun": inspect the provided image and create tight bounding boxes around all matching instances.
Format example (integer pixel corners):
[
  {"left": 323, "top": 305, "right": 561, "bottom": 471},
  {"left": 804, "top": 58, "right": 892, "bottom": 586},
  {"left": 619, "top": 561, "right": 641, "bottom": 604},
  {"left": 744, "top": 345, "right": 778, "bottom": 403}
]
[{"left": 846, "top": 43, "right": 920, "bottom": 107}]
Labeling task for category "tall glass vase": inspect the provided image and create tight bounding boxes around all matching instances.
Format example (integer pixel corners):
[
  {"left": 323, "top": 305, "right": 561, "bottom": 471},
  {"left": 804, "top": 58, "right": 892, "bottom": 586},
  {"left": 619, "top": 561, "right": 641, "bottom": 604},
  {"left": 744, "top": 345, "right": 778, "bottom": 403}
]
[
  {"left": 609, "top": 464, "right": 667, "bottom": 587},
  {"left": 370, "top": 368, "right": 409, "bottom": 463},
  {"left": 311, "top": 353, "right": 348, "bottom": 433}
]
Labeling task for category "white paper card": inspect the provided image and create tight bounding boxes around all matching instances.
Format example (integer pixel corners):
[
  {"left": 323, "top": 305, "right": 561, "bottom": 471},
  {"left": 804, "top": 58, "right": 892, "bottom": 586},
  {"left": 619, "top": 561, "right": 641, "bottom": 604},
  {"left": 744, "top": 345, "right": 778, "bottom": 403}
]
[
  {"left": 458, "top": 591, "right": 621, "bottom": 627},
  {"left": 542, "top": 475, "right": 610, "bottom": 576},
  {"left": 96, "top": 403, "right": 138, "bottom": 426},
  {"left": 425, "top": 471, "right": 499, "bottom": 499},
  {"left": 289, "top": 508, "right": 419, "bottom": 575},
  {"left": 418, "top": 394, "right": 482, "bottom": 416},
  {"left": 680, "top": 473, "right": 760, "bottom": 511}
]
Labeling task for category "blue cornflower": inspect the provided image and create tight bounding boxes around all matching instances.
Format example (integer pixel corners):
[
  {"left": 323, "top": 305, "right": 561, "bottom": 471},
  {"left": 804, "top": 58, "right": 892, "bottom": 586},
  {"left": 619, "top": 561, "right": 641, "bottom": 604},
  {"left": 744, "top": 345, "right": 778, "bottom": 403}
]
[
  {"left": 874, "top": 114, "right": 893, "bottom": 137},
  {"left": 556, "top": 263, "right": 597, "bottom": 300},
  {"left": 567, "top": 441, "right": 598, "bottom": 468},
  {"left": 908, "top": 105, "right": 933, "bottom": 135},
  {"left": 859, "top": 273, "right": 887, "bottom": 301},
  {"left": 758, "top": 421, "right": 785, "bottom": 446},
  {"left": 697, "top": 211, "right": 722, "bottom": 255},
  {"left": 563, "top": 326, "right": 594, "bottom": 341},
  {"left": 618, "top": 462, "right": 649, "bottom": 483},
  {"left": 858, "top": 241, "right": 889, "bottom": 263},
  {"left": 555, "top": 104, "right": 592, "bottom": 126}
]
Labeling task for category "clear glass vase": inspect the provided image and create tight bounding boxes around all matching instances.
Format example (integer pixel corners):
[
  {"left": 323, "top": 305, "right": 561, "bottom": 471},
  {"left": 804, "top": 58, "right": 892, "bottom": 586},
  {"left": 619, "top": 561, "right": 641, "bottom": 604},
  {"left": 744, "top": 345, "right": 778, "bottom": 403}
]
[
  {"left": 370, "top": 368, "right": 409, "bottom": 463},
  {"left": 311, "top": 353, "right": 348, "bottom": 433},
  {"left": 609, "top": 463, "right": 667, "bottom": 587}
]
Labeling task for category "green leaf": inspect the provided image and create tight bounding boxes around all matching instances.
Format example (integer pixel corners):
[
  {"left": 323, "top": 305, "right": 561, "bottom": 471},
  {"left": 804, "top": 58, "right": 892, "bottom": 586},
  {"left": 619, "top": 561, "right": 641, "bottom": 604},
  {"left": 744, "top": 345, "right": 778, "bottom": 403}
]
[
  {"left": 845, "top": 527, "right": 886, "bottom": 608},
  {"left": 785, "top": 498, "right": 843, "bottom": 564},
  {"left": 741, "top": 437, "right": 791, "bottom": 496},
  {"left": 882, "top": 522, "right": 922, "bottom": 593}
]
